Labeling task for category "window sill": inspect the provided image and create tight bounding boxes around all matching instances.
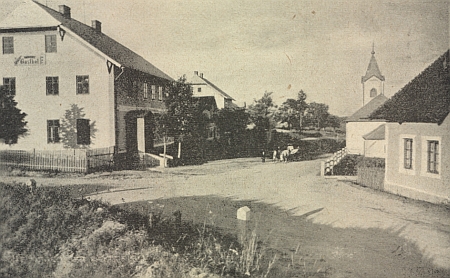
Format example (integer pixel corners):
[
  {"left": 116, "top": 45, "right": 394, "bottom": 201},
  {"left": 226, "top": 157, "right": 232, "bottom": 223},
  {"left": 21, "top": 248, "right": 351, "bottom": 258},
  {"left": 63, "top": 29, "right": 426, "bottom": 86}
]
[{"left": 420, "top": 171, "right": 441, "bottom": 179}]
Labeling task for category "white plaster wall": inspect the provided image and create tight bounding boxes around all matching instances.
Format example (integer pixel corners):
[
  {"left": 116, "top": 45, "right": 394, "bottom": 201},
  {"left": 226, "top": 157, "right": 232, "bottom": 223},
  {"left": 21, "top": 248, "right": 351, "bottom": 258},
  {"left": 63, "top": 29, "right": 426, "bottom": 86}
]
[
  {"left": 0, "top": 30, "right": 114, "bottom": 150},
  {"left": 346, "top": 121, "right": 385, "bottom": 155},
  {"left": 364, "top": 139, "right": 385, "bottom": 158},
  {"left": 192, "top": 84, "right": 225, "bottom": 109},
  {"left": 384, "top": 120, "right": 450, "bottom": 204}
]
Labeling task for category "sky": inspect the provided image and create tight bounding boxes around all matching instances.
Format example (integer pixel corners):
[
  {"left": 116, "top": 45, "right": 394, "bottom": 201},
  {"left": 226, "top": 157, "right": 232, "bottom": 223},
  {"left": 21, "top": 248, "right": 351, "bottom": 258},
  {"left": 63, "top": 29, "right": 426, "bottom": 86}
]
[{"left": 0, "top": 0, "right": 448, "bottom": 116}]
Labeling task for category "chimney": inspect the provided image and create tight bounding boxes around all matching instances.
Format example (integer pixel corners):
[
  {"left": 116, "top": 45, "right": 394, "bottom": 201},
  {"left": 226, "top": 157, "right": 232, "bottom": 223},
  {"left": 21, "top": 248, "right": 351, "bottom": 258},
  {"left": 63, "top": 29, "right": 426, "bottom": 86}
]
[
  {"left": 194, "top": 71, "right": 198, "bottom": 75},
  {"left": 200, "top": 73, "right": 203, "bottom": 78},
  {"left": 91, "top": 20, "right": 102, "bottom": 32},
  {"left": 59, "top": 5, "right": 71, "bottom": 19}
]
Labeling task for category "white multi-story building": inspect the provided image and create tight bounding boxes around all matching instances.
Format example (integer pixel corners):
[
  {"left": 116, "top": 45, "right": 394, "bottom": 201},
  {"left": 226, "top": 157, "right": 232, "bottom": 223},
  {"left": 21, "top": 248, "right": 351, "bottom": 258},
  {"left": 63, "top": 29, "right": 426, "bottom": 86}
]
[
  {"left": 0, "top": 1, "right": 172, "bottom": 160},
  {"left": 188, "top": 71, "right": 236, "bottom": 110}
]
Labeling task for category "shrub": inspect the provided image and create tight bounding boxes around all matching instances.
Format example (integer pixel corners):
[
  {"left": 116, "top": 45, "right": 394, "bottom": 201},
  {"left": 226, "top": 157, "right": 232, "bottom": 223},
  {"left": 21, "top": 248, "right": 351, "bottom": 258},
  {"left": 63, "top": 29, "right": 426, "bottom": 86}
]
[
  {"left": 0, "top": 183, "right": 274, "bottom": 277},
  {"left": 330, "top": 154, "right": 361, "bottom": 176}
]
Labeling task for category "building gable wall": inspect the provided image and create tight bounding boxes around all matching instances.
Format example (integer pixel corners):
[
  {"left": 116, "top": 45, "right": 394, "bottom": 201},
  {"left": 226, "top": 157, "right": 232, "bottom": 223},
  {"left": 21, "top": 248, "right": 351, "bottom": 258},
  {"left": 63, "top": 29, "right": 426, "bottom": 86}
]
[{"left": 0, "top": 28, "right": 114, "bottom": 150}]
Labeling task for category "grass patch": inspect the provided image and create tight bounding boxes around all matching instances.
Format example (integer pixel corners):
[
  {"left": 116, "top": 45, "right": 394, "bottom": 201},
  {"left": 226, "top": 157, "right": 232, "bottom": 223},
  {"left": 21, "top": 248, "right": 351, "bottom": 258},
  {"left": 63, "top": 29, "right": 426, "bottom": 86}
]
[{"left": 0, "top": 183, "right": 282, "bottom": 277}]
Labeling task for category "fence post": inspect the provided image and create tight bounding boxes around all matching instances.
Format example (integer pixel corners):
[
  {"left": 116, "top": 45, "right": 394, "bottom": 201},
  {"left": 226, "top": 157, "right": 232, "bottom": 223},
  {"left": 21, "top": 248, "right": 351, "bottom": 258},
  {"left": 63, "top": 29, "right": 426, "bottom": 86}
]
[{"left": 320, "top": 161, "right": 325, "bottom": 176}]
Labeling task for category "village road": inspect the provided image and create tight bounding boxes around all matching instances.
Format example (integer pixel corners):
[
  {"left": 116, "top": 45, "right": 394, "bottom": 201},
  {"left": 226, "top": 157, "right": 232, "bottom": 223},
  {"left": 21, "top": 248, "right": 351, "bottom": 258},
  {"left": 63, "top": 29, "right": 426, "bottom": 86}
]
[
  {"left": 86, "top": 157, "right": 450, "bottom": 273},
  {"left": 4, "top": 157, "right": 450, "bottom": 277}
]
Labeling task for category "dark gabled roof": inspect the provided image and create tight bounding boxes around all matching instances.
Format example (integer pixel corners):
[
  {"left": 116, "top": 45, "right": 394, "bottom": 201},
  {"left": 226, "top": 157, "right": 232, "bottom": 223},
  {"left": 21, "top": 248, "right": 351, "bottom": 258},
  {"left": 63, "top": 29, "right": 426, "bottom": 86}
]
[
  {"left": 200, "top": 76, "right": 235, "bottom": 100},
  {"left": 370, "top": 50, "right": 450, "bottom": 125},
  {"left": 346, "top": 94, "right": 388, "bottom": 122},
  {"left": 363, "top": 124, "right": 385, "bottom": 140},
  {"left": 362, "top": 53, "right": 385, "bottom": 83},
  {"left": 34, "top": 1, "right": 173, "bottom": 81}
]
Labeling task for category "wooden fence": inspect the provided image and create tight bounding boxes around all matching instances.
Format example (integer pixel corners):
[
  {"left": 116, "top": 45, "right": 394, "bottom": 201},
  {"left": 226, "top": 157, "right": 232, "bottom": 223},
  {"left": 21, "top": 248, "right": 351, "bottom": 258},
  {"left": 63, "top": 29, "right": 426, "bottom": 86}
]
[
  {"left": 0, "top": 147, "right": 115, "bottom": 173},
  {"left": 320, "top": 147, "right": 348, "bottom": 176},
  {"left": 357, "top": 166, "right": 385, "bottom": 190}
]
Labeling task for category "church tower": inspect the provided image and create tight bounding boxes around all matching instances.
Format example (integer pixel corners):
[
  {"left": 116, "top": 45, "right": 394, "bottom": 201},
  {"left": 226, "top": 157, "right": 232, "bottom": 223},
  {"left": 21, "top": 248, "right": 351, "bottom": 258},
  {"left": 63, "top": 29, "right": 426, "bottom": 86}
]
[{"left": 361, "top": 44, "right": 385, "bottom": 106}]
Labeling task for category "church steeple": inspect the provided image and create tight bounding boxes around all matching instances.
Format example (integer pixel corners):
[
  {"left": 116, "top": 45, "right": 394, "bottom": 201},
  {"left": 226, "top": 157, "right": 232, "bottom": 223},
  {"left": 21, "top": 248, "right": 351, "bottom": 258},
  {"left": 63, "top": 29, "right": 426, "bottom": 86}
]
[
  {"left": 361, "top": 44, "right": 385, "bottom": 106},
  {"left": 362, "top": 44, "right": 385, "bottom": 83}
]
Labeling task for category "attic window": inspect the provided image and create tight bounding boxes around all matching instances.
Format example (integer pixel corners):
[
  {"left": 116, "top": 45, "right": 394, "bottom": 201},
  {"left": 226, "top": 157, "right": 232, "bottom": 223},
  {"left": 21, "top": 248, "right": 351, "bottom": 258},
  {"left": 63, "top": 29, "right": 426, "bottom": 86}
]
[
  {"left": 198, "top": 88, "right": 202, "bottom": 92},
  {"left": 370, "top": 88, "right": 377, "bottom": 97}
]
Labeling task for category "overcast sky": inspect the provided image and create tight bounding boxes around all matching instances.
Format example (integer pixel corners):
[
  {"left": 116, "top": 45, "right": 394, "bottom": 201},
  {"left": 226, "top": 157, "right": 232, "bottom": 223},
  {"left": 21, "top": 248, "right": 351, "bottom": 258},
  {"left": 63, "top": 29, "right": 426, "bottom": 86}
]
[{"left": 1, "top": 0, "right": 449, "bottom": 116}]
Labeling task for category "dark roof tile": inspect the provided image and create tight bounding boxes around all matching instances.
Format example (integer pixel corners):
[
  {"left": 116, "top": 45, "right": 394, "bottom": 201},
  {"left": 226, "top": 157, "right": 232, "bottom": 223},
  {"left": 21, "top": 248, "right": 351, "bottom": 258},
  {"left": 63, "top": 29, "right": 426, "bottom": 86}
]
[
  {"left": 370, "top": 50, "right": 450, "bottom": 124},
  {"left": 34, "top": 1, "right": 173, "bottom": 81}
]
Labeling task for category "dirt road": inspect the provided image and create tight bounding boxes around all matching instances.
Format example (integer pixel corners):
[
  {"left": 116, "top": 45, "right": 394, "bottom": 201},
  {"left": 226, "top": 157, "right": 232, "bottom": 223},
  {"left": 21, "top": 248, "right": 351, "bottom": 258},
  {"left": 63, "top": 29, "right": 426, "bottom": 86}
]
[{"left": 4, "top": 157, "right": 450, "bottom": 277}]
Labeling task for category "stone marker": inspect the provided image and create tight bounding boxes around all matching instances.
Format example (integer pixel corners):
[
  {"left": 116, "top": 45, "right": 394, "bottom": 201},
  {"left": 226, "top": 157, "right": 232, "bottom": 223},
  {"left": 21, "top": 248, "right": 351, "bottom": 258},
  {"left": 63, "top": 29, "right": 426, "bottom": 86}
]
[{"left": 237, "top": 206, "right": 251, "bottom": 221}]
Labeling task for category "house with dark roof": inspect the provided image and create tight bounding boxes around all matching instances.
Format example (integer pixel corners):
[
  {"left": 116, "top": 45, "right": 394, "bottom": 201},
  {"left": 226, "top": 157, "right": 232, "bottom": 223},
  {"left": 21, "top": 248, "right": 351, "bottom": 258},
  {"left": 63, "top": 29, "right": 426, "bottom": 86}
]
[
  {"left": 346, "top": 47, "right": 387, "bottom": 157},
  {"left": 0, "top": 1, "right": 172, "bottom": 163},
  {"left": 369, "top": 50, "right": 450, "bottom": 204},
  {"left": 188, "top": 71, "right": 236, "bottom": 109}
]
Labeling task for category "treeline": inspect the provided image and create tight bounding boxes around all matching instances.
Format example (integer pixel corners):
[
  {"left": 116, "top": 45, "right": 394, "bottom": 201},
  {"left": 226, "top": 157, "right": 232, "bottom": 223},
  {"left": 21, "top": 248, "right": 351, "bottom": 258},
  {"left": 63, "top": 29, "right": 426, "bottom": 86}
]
[{"left": 157, "top": 79, "right": 345, "bottom": 165}]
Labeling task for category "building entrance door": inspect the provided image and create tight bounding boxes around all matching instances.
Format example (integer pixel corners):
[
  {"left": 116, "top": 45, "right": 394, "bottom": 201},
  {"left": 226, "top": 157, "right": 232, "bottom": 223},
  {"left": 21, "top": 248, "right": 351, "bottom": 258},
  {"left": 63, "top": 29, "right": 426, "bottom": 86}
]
[{"left": 137, "top": 117, "right": 145, "bottom": 153}]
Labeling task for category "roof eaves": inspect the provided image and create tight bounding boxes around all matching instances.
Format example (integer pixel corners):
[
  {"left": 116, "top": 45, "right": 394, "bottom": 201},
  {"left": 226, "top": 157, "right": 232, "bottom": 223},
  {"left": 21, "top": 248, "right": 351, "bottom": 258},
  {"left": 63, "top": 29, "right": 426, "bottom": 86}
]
[
  {"left": 201, "top": 77, "right": 235, "bottom": 100},
  {"left": 59, "top": 25, "right": 122, "bottom": 68}
]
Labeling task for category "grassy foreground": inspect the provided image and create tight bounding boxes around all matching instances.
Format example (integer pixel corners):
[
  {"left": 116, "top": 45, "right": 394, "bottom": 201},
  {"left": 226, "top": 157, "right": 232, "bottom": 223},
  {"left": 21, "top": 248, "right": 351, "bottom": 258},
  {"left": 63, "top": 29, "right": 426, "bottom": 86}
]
[{"left": 0, "top": 182, "right": 276, "bottom": 278}]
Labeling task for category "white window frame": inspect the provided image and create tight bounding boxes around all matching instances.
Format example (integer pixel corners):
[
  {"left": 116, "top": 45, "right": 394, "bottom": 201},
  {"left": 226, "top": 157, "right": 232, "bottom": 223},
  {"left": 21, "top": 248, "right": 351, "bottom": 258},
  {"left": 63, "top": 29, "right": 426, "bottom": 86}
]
[
  {"left": 158, "top": 86, "right": 163, "bottom": 101},
  {"left": 151, "top": 85, "right": 156, "bottom": 100},
  {"left": 399, "top": 134, "right": 416, "bottom": 175},
  {"left": 143, "top": 82, "right": 148, "bottom": 99},
  {"left": 421, "top": 136, "right": 441, "bottom": 179}
]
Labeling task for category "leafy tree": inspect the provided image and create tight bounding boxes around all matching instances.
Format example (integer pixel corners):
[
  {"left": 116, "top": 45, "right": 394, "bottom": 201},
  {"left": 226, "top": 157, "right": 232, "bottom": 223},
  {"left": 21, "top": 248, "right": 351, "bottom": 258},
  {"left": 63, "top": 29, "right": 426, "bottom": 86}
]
[
  {"left": 275, "top": 90, "right": 308, "bottom": 130},
  {"left": 216, "top": 107, "right": 250, "bottom": 156},
  {"left": 0, "top": 86, "right": 27, "bottom": 144},
  {"left": 248, "top": 91, "right": 276, "bottom": 130},
  {"left": 163, "top": 76, "right": 206, "bottom": 160},
  {"left": 305, "top": 102, "right": 329, "bottom": 129},
  {"left": 60, "top": 104, "right": 97, "bottom": 149},
  {"left": 325, "top": 114, "right": 342, "bottom": 131},
  {"left": 247, "top": 92, "right": 277, "bottom": 151}
]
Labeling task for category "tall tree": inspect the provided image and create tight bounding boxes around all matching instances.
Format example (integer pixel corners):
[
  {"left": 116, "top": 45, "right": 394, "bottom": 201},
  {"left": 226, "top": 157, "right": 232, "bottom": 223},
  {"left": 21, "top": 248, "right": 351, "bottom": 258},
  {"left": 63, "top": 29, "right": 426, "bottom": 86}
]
[
  {"left": 275, "top": 90, "right": 308, "bottom": 130},
  {"left": 163, "top": 76, "right": 205, "bottom": 159},
  {"left": 0, "top": 86, "right": 27, "bottom": 145},
  {"left": 216, "top": 107, "right": 249, "bottom": 147},
  {"left": 248, "top": 91, "right": 276, "bottom": 130},
  {"left": 306, "top": 102, "right": 330, "bottom": 129},
  {"left": 247, "top": 92, "right": 277, "bottom": 151}
]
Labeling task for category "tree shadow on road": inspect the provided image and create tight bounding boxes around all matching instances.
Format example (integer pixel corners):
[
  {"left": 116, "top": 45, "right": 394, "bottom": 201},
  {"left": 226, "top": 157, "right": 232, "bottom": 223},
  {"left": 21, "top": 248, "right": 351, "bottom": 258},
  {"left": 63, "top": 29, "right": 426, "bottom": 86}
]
[{"left": 117, "top": 195, "right": 450, "bottom": 278}]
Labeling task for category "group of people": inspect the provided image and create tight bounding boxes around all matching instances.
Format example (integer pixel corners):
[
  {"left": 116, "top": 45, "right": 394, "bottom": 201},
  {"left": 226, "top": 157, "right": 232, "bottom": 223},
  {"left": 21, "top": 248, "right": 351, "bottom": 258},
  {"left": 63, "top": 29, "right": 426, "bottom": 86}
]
[
  {"left": 261, "top": 146, "right": 296, "bottom": 163},
  {"left": 273, "top": 148, "right": 291, "bottom": 163}
]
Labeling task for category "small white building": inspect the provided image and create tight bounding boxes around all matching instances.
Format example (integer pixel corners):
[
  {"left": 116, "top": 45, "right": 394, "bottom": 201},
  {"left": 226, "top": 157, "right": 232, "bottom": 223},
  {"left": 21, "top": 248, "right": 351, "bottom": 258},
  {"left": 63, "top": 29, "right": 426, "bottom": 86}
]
[
  {"left": 0, "top": 1, "right": 172, "bottom": 161},
  {"left": 187, "top": 71, "right": 236, "bottom": 110}
]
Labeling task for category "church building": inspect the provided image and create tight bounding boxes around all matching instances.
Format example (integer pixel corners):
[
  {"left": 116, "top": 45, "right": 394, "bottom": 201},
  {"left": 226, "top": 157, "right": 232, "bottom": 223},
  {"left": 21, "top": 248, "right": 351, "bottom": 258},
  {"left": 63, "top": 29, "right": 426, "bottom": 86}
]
[{"left": 346, "top": 45, "right": 387, "bottom": 157}]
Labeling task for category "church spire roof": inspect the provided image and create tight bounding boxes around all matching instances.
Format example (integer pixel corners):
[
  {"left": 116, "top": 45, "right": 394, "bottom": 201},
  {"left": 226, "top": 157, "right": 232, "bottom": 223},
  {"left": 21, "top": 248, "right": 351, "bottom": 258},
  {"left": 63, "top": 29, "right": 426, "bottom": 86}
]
[{"left": 362, "top": 44, "right": 385, "bottom": 83}]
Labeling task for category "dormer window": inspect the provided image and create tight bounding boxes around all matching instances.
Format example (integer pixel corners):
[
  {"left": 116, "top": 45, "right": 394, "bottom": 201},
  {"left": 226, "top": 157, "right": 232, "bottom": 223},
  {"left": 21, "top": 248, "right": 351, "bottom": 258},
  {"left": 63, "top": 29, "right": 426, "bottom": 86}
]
[{"left": 370, "top": 88, "right": 377, "bottom": 97}]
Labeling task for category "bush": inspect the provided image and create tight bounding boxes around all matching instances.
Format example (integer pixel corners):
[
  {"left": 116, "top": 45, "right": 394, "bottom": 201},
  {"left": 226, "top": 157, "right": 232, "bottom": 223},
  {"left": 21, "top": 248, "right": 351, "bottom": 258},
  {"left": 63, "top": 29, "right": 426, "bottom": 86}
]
[
  {"left": 330, "top": 154, "right": 361, "bottom": 176},
  {"left": 331, "top": 155, "right": 385, "bottom": 176},
  {"left": 0, "top": 183, "right": 274, "bottom": 277}
]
